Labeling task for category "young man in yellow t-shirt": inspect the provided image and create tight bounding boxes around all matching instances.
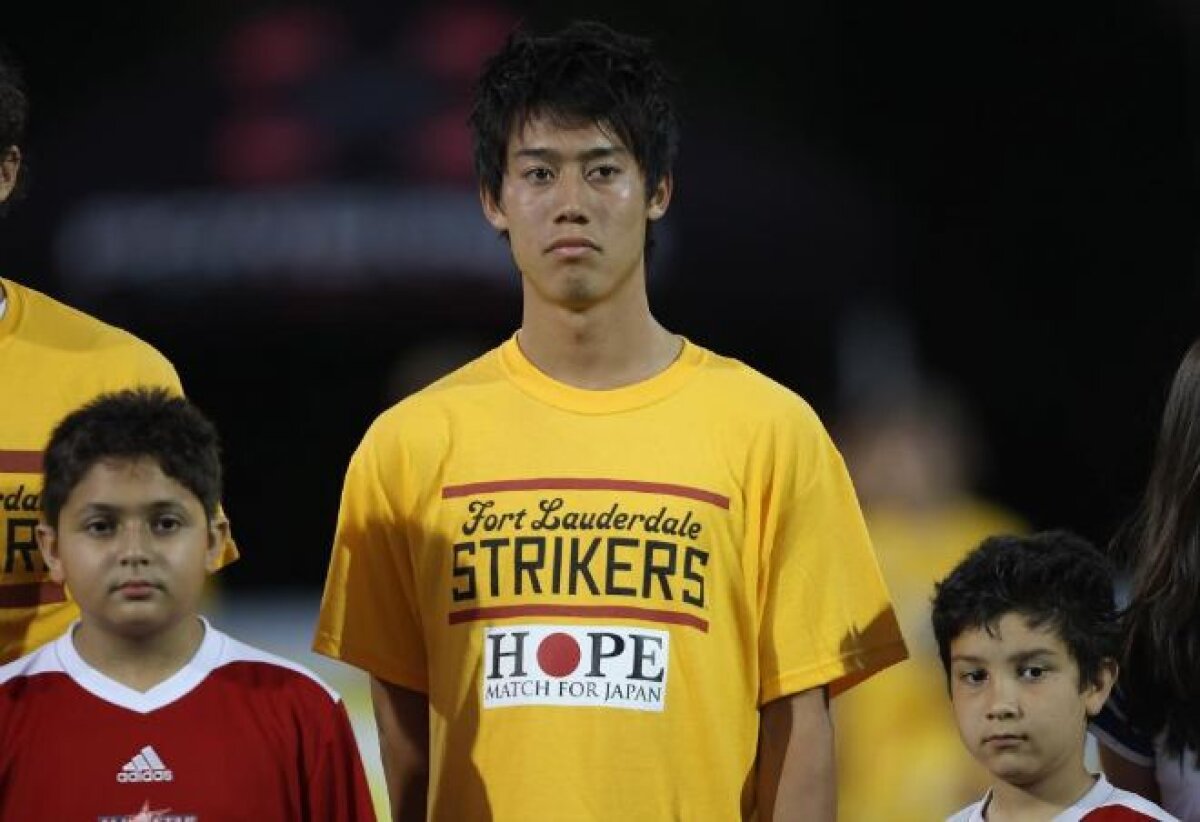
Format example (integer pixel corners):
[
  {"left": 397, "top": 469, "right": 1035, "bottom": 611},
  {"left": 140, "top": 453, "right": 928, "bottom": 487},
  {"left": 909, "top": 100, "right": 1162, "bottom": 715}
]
[
  {"left": 314, "top": 21, "right": 907, "bottom": 820},
  {"left": 0, "top": 50, "right": 235, "bottom": 663}
]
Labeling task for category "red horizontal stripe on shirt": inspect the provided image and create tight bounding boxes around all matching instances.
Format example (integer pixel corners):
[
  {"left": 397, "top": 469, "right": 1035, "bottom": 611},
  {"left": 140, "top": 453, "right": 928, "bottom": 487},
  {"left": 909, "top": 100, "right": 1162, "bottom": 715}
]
[
  {"left": 0, "top": 451, "right": 42, "bottom": 473},
  {"left": 442, "top": 478, "right": 730, "bottom": 509},
  {"left": 0, "top": 582, "right": 66, "bottom": 609},
  {"left": 1080, "top": 807, "right": 1159, "bottom": 820},
  {"left": 449, "top": 603, "right": 708, "bottom": 632}
]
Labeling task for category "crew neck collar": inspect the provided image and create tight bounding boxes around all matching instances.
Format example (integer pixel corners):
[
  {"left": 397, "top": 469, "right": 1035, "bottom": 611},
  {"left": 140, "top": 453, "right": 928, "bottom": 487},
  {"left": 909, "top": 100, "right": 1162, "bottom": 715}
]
[{"left": 498, "top": 333, "right": 705, "bottom": 414}]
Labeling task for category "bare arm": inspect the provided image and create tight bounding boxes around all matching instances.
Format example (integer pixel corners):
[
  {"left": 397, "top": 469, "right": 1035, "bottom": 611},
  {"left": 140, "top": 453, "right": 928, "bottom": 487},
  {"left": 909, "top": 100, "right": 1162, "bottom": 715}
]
[
  {"left": 757, "top": 687, "right": 835, "bottom": 822},
  {"left": 1098, "top": 740, "right": 1161, "bottom": 803},
  {"left": 370, "top": 676, "right": 430, "bottom": 822}
]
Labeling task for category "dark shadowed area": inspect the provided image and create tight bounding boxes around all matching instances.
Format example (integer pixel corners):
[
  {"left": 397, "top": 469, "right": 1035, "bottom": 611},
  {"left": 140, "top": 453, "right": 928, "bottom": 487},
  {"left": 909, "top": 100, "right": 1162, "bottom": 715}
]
[{"left": 3, "top": 0, "right": 1195, "bottom": 590}]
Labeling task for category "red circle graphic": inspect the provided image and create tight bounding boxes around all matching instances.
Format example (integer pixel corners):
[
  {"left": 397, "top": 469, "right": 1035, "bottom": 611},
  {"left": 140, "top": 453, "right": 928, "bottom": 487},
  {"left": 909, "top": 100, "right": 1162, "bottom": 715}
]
[{"left": 537, "top": 633, "right": 581, "bottom": 678}]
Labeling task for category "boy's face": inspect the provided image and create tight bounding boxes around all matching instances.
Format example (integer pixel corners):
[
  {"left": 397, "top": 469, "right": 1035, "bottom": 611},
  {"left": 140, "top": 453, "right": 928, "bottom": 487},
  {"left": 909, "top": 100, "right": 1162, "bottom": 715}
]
[
  {"left": 37, "top": 457, "right": 223, "bottom": 643},
  {"left": 481, "top": 115, "right": 671, "bottom": 313},
  {"left": 948, "top": 612, "right": 1114, "bottom": 791}
]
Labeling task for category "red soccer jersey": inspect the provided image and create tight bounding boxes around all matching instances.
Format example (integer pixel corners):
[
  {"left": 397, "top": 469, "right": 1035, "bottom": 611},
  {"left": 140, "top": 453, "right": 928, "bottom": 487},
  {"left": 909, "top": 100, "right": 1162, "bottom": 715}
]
[{"left": 0, "top": 620, "right": 375, "bottom": 821}]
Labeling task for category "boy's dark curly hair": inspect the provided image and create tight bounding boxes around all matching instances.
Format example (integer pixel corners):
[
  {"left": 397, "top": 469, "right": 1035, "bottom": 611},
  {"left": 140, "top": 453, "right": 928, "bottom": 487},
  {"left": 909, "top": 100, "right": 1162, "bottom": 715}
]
[
  {"left": 42, "top": 388, "right": 223, "bottom": 526},
  {"left": 931, "top": 530, "right": 1120, "bottom": 691}
]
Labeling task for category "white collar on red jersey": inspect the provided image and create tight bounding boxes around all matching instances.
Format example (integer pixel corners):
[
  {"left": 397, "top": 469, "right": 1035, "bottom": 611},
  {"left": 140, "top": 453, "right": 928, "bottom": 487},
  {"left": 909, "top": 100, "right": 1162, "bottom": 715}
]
[{"left": 53, "top": 617, "right": 225, "bottom": 714}]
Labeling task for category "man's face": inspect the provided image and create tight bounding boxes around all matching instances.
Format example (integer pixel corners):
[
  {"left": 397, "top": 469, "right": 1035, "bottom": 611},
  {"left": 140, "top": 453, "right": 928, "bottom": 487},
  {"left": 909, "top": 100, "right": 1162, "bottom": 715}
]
[
  {"left": 37, "top": 457, "right": 221, "bottom": 645},
  {"left": 482, "top": 116, "right": 671, "bottom": 312},
  {"left": 948, "top": 612, "right": 1113, "bottom": 791}
]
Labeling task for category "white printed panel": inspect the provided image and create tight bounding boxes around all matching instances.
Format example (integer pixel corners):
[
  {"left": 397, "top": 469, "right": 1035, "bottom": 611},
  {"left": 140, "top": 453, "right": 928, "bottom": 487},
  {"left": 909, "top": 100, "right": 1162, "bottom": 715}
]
[{"left": 482, "top": 624, "right": 669, "bottom": 712}]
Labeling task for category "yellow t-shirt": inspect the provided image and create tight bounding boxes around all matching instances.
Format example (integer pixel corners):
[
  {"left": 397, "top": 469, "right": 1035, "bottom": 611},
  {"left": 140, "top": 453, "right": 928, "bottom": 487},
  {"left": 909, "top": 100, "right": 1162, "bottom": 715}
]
[
  {"left": 316, "top": 336, "right": 906, "bottom": 820},
  {"left": 0, "top": 278, "right": 237, "bottom": 663}
]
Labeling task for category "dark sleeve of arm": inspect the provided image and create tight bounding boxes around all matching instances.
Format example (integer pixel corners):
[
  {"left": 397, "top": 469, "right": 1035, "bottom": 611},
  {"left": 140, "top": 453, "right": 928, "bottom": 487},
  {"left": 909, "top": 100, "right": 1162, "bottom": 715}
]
[{"left": 1090, "top": 685, "right": 1156, "bottom": 768}]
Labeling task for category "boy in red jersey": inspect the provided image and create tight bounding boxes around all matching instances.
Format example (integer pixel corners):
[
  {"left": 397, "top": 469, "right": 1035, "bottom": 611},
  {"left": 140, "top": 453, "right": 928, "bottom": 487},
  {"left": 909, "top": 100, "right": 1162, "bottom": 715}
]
[
  {"left": 932, "top": 532, "right": 1176, "bottom": 821},
  {"left": 0, "top": 389, "right": 374, "bottom": 820}
]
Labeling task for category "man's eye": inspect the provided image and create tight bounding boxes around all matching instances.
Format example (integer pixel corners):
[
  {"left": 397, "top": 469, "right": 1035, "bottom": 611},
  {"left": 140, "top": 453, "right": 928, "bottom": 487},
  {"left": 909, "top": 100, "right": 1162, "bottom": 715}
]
[
  {"left": 1020, "top": 665, "right": 1047, "bottom": 680},
  {"left": 588, "top": 164, "right": 620, "bottom": 180},
  {"left": 523, "top": 167, "right": 553, "bottom": 182}
]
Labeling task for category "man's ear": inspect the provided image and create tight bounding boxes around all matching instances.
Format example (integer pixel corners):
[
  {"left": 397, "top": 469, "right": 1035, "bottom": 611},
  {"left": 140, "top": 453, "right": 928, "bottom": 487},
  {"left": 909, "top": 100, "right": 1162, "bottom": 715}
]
[
  {"left": 647, "top": 173, "right": 673, "bottom": 221},
  {"left": 0, "top": 145, "right": 21, "bottom": 204},
  {"left": 481, "top": 186, "right": 508, "bottom": 232},
  {"left": 1084, "top": 658, "right": 1118, "bottom": 718},
  {"left": 205, "top": 517, "right": 230, "bottom": 573},
  {"left": 35, "top": 523, "right": 65, "bottom": 585}
]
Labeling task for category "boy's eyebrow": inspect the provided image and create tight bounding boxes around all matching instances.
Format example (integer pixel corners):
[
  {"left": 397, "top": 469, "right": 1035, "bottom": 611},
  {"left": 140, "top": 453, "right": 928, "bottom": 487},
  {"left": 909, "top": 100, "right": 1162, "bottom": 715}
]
[
  {"left": 75, "top": 503, "right": 121, "bottom": 514},
  {"left": 74, "top": 500, "right": 190, "bottom": 514},
  {"left": 949, "top": 648, "right": 1060, "bottom": 666},
  {"left": 949, "top": 654, "right": 987, "bottom": 665}
]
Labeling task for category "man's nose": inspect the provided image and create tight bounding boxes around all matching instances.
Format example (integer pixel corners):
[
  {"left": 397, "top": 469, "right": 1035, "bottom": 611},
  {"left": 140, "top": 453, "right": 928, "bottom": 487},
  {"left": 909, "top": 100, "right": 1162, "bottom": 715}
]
[{"left": 554, "top": 172, "right": 589, "bottom": 224}]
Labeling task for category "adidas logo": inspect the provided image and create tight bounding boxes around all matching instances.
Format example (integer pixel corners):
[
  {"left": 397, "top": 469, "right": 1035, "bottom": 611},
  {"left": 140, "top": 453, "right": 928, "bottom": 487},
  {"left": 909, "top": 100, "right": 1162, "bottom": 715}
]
[{"left": 115, "top": 745, "right": 174, "bottom": 783}]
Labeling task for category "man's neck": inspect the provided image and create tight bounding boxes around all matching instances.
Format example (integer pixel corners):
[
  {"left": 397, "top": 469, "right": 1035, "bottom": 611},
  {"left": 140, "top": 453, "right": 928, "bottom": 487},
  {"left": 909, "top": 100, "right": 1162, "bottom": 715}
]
[{"left": 517, "top": 299, "right": 681, "bottom": 390}]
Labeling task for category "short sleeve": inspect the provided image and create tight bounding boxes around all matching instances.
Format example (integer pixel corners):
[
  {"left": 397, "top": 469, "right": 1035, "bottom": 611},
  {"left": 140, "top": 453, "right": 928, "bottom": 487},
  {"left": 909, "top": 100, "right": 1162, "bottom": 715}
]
[
  {"left": 313, "top": 423, "right": 429, "bottom": 691},
  {"left": 127, "top": 345, "right": 184, "bottom": 395},
  {"left": 757, "top": 409, "right": 907, "bottom": 703},
  {"left": 306, "top": 698, "right": 378, "bottom": 821}
]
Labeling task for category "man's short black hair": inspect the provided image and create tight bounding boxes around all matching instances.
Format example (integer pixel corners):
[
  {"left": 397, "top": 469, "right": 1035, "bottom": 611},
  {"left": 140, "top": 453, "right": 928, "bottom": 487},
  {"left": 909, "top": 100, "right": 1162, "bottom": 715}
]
[
  {"left": 0, "top": 47, "right": 28, "bottom": 208},
  {"left": 0, "top": 48, "right": 25, "bottom": 154},
  {"left": 42, "top": 389, "right": 223, "bottom": 526},
  {"left": 469, "top": 20, "right": 679, "bottom": 205},
  {"left": 931, "top": 530, "right": 1120, "bottom": 690}
]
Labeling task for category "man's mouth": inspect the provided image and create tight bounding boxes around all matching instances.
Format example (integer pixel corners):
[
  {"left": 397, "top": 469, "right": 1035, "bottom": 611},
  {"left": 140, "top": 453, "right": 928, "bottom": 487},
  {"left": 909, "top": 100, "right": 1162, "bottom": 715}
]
[{"left": 546, "top": 237, "right": 600, "bottom": 255}]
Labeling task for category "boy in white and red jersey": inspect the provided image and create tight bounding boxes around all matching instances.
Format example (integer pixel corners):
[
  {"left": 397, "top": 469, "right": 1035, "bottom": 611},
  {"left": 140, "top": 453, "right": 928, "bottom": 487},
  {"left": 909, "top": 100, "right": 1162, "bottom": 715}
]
[
  {"left": 932, "top": 532, "right": 1176, "bottom": 821},
  {"left": 0, "top": 388, "right": 375, "bottom": 820}
]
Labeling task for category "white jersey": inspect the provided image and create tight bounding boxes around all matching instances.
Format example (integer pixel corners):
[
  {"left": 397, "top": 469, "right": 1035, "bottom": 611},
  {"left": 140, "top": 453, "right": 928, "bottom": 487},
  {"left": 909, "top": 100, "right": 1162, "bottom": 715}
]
[{"left": 947, "top": 774, "right": 1178, "bottom": 821}]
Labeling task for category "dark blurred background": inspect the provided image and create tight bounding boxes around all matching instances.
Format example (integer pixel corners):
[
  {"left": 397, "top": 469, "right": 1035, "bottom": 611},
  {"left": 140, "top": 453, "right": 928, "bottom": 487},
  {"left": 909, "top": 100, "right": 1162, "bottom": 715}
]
[{"left": 4, "top": 0, "right": 1197, "bottom": 593}]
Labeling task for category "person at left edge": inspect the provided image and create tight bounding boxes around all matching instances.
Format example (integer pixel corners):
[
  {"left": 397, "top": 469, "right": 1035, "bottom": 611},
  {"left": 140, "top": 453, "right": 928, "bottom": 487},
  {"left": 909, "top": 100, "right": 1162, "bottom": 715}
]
[{"left": 0, "top": 48, "right": 237, "bottom": 664}]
